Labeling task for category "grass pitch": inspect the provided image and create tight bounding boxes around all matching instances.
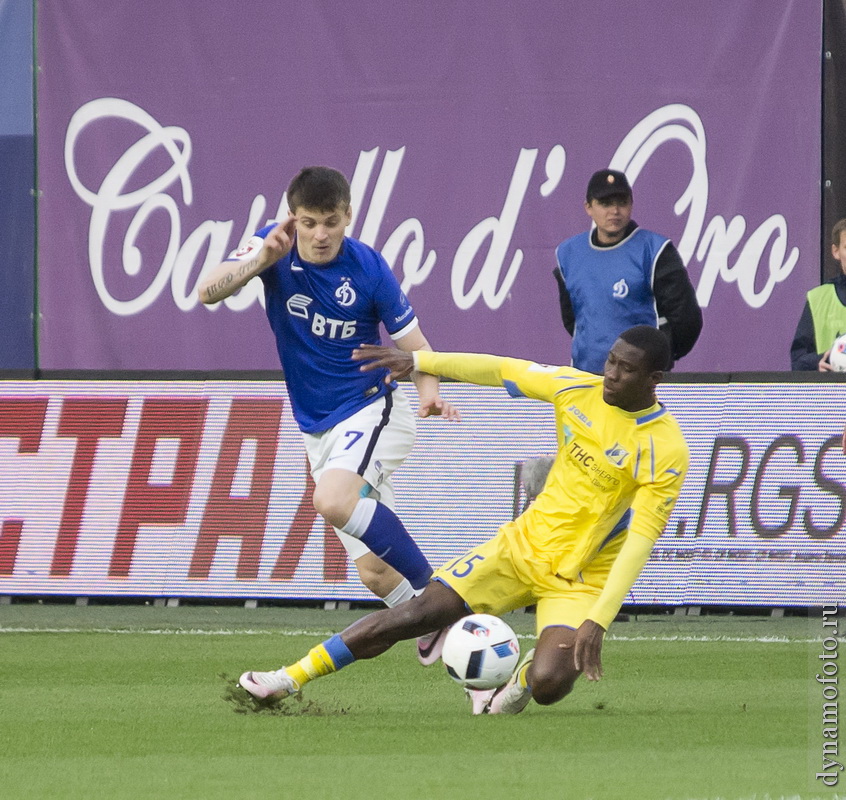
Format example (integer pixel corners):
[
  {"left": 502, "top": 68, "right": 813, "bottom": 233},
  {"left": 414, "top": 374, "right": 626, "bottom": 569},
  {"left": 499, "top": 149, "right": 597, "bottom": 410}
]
[{"left": 0, "top": 604, "right": 827, "bottom": 799}]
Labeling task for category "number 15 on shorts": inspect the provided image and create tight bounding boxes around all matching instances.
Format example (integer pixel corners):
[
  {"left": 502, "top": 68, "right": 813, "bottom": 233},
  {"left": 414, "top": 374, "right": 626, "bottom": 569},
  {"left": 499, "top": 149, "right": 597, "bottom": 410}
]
[{"left": 444, "top": 553, "right": 485, "bottom": 578}]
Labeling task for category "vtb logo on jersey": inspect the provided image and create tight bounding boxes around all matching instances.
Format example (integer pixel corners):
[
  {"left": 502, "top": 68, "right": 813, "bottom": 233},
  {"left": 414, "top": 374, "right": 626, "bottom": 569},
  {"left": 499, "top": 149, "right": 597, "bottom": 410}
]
[
  {"left": 286, "top": 294, "right": 313, "bottom": 319},
  {"left": 605, "top": 442, "right": 630, "bottom": 467},
  {"left": 286, "top": 292, "right": 358, "bottom": 339},
  {"left": 335, "top": 279, "right": 357, "bottom": 307},
  {"left": 612, "top": 279, "right": 629, "bottom": 299}
]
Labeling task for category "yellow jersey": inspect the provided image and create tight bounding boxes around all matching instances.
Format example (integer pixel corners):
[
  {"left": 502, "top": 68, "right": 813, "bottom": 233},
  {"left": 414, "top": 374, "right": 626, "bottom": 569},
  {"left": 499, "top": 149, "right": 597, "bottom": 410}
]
[{"left": 415, "top": 351, "right": 689, "bottom": 625}]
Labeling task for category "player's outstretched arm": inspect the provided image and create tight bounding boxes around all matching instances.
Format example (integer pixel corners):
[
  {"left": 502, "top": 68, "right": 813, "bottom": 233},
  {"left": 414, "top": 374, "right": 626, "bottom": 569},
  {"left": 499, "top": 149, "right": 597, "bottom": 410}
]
[
  {"left": 353, "top": 344, "right": 415, "bottom": 381},
  {"left": 197, "top": 215, "right": 296, "bottom": 304},
  {"left": 355, "top": 345, "right": 515, "bottom": 391},
  {"left": 395, "top": 328, "right": 461, "bottom": 420},
  {"left": 353, "top": 338, "right": 461, "bottom": 421}
]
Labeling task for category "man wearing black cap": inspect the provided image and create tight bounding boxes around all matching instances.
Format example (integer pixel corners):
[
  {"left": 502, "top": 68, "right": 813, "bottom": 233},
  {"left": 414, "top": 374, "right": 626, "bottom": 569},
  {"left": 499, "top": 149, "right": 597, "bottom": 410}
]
[{"left": 553, "top": 169, "right": 702, "bottom": 374}]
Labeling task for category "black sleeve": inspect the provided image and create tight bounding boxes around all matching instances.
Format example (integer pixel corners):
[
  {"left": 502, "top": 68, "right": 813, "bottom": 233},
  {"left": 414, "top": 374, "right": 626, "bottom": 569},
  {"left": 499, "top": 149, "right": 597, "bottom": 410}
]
[
  {"left": 553, "top": 266, "right": 575, "bottom": 336},
  {"left": 790, "top": 302, "right": 823, "bottom": 370},
  {"left": 653, "top": 243, "right": 703, "bottom": 360}
]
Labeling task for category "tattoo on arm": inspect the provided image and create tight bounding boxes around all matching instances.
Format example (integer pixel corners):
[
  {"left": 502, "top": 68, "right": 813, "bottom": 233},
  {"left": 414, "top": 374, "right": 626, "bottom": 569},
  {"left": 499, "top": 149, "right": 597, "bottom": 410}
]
[{"left": 204, "top": 258, "right": 262, "bottom": 301}]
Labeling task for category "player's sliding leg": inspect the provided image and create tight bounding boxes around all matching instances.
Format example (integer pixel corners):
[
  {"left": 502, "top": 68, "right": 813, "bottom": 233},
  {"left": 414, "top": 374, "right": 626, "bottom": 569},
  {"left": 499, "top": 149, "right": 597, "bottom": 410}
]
[
  {"left": 346, "top": 552, "right": 447, "bottom": 663},
  {"left": 238, "top": 582, "right": 466, "bottom": 700},
  {"left": 364, "top": 565, "right": 449, "bottom": 664},
  {"left": 487, "top": 625, "right": 581, "bottom": 714},
  {"left": 354, "top": 562, "right": 448, "bottom": 665},
  {"left": 238, "top": 633, "right": 353, "bottom": 700},
  {"left": 414, "top": 624, "right": 449, "bottom": 665}
]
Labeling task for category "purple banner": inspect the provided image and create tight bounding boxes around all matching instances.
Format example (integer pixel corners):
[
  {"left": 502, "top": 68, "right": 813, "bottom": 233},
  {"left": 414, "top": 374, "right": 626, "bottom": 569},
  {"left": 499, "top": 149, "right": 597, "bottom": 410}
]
[{"left": 37, "top": 1, "right": 821, "bottom": 371}]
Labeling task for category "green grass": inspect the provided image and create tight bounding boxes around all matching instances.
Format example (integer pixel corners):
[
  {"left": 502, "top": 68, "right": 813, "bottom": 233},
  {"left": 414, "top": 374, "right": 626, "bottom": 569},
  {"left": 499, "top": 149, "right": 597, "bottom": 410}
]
[{"left": 0, "top": 605, "right": 827, "bottom": 799}]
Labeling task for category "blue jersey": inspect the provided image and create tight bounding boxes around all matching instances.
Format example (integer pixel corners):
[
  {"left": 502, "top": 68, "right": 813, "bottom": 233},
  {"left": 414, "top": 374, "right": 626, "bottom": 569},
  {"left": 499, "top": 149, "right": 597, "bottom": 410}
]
[
  {"left": 556, "top": 228, "right": 669, "bottom": 374},
  {"left": 227, "top": 226, "right": 418, "bottom": 433}
]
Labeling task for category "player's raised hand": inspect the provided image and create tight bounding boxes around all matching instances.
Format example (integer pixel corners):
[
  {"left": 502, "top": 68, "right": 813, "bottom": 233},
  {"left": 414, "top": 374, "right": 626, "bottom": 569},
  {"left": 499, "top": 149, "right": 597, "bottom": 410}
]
[
  {"left": 417, "top": 395, "right": 461, "bottom": 421},
  {"left": 572, "top": 619, "right": 606, "bottom": 681},
  {"left": 352, "top": 344, "right": 415, "bottom": 382},
  {"left": 260, "top": 214, "right": 297, "bottom": 265}
]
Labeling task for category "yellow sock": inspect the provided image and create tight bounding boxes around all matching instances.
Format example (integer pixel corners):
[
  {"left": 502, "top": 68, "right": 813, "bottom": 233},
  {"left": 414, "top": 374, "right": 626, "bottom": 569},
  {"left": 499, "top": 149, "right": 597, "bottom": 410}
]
[
  {"left": 517, "top": 661, "right": 532, "bottom": 689},
  {"left": 286, "top": 643, "right": 339, "bottom": 688}
]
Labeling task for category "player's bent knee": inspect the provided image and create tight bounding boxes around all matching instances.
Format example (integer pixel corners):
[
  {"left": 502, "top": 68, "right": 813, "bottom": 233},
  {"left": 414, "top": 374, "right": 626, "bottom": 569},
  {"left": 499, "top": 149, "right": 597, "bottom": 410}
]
[
  {"left": 532, "top": 681, "right": 577, "bottom": 706},
  {"left": 312, "top": 491, "right": 354, "bottom": 528},
  {"left": 530, "top": 665, "right": 579, "bottom": 705}
]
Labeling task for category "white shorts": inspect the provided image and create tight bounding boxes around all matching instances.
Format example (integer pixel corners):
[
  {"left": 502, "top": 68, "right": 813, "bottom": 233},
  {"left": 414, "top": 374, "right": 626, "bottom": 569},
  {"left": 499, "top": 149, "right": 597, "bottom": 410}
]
[{"left": 303, "top": 388, "right": 416, "bottom": 560}]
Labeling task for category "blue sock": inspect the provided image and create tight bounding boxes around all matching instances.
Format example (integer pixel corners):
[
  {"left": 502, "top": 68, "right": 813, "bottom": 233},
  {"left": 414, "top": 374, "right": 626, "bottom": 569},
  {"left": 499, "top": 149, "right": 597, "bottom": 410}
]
[
  {"left": 344, "top": 499, "right": 432, "bottom": 590},
  {"left": 323, "top": 634, "right": 356, "bottom": 669}
]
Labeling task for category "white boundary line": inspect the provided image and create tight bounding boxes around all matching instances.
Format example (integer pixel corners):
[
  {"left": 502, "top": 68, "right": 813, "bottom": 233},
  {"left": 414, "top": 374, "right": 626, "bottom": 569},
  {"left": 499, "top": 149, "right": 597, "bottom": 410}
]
[{"left": 0, "top": 626, "right": 819, "bottom": 642}]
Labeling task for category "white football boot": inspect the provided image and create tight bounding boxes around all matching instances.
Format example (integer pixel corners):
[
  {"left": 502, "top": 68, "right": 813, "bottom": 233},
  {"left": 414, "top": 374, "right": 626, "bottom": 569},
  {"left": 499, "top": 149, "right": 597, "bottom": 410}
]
[
  {"left": 238, "top": 668, "right": 299, "bottom": 700},
  {"left": 487, "top": 648, "right": 535, "bottom": 715},
  {"left": 464, "top": 687, "right": 497, "bottom": 715},
  {"left": 416, "top": 626, "right": 450, "bottom": 666}
]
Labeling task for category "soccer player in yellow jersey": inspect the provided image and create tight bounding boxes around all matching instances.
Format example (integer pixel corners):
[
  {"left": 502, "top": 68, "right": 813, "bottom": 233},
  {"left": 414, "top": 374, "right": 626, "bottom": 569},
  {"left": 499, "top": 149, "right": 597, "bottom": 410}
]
[{"left": 239, "top": 325, "right": 689, "bottom": 714}]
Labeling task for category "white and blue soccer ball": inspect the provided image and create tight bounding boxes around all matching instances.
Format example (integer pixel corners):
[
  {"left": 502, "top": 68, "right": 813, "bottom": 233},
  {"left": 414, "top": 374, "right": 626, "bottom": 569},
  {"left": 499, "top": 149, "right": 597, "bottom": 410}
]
[
  {"left": 830, "top": 333, "right": 846, "bottom": 372},
  {"left": 441, "top": 614, "right": 520, "bottom": 690}
]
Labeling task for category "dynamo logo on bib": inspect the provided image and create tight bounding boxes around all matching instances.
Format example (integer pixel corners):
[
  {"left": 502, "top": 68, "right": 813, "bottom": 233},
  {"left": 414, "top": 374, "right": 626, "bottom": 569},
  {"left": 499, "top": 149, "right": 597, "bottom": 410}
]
[
  {"left": 335, "top": 280, "right": 357, "bottom": 306},
  {"left": 612, "top": 279, "right": 629, "bottom": 299}
]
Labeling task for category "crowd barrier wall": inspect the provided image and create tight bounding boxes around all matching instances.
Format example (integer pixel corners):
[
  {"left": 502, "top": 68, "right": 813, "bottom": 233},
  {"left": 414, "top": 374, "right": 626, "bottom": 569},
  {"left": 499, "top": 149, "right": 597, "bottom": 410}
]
[{"left": 1, "top": 373, "right": 843, "bottom": 608}]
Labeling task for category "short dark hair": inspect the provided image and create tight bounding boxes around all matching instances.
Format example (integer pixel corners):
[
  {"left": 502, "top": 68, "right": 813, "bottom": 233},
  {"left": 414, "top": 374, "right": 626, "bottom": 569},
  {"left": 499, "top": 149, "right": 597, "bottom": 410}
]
[
  {"left": 832, "top": 218, "right": 846, "bottom": 247},
  {"left": 287, "top": 166, "right": 351, "bottom": 213},
  {"left": 618, "top": 325, "right": 671, "bottom": 372}
]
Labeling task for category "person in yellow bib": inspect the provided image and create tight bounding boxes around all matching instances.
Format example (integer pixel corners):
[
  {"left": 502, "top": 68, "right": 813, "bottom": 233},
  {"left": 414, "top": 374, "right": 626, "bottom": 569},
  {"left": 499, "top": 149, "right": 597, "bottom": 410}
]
[
  {"left": 791, "top": 217, "right": 846, "bottom": 370},
  {"left": 238, "top": 325, "right": 689, "bottom": 715}
]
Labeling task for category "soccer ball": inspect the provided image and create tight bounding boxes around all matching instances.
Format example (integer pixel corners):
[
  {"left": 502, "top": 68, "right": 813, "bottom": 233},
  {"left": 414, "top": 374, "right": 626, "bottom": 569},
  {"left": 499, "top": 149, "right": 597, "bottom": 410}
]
[
  {"left": 441, "top": 614, "right": 520, "bottom": 690},
  {"left": 830, "top": 333, "right": 846, "bottom": 372}
]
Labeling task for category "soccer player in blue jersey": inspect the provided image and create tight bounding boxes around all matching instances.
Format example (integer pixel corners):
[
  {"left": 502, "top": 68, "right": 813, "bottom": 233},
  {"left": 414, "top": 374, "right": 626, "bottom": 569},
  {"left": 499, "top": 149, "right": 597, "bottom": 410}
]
[
  {"left": 237, "top": 326, "right": 689, "bottom": 714},
  {"left": 198, "top": 166, "right": 457, "bottom": 665}
]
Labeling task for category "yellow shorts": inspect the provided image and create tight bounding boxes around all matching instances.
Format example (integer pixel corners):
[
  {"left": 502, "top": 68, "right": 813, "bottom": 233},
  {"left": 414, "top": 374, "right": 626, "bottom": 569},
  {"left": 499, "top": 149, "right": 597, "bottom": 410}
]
[{"left": 433, "top": 518, "right": 626, "bottom": 635}]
